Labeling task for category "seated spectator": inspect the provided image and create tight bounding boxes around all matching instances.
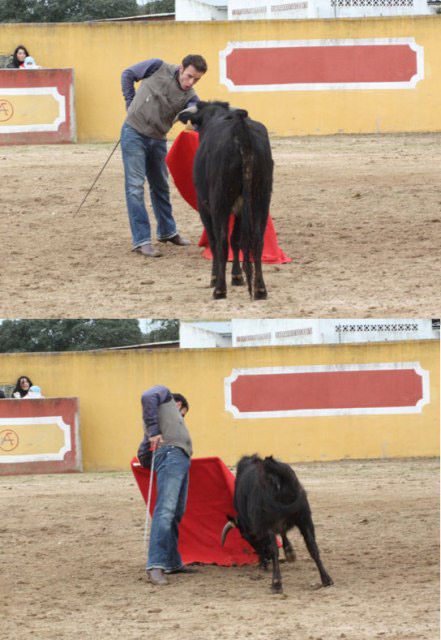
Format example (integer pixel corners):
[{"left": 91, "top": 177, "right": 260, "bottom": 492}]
[
  {"left": 27, "top": 385, "right": 43, "bottom": 398},
  {"left": 23, "top": 56, "right": 40, "bottom": 69},
  {"left": 12, "top": 375, "right": 34, "bottom": 398},
  {"left": 6, "top": 45, "right": 39, "bottom": 69},
  {"left": 0, "top": 389, "right": 5, "bottom": 399}
]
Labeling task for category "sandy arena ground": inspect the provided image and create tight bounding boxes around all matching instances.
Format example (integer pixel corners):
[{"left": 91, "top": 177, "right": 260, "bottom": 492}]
[
  {"left": 1, "top": 133, "right": 440, "bottom": 318},
  {"left": 1, "top": 457, "right": 439, "bottom": 640}
]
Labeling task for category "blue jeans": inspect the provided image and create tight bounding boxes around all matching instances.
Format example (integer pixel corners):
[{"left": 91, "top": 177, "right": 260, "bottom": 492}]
[
  {"left": 121, "top": 122, "right": 178, "bottom": 249},
  {"left": 147, "top": 445, "right": 191, "bottom": 572}
]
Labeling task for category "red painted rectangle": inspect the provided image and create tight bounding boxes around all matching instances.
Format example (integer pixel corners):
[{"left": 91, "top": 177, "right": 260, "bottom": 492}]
[
  {"left": 231, "top": 369, "right": 423, "bottom": 412},
  {"left": 226, "top": 44, "right": 417, "bottom": 85}
]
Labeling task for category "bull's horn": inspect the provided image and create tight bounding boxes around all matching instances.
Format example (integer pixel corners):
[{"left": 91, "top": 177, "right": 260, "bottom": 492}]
[
  {"left": 173, "top": 105, "right": 198, "bottom": 124},
  {"left": 221, "top": 521, "right": 236, "bottom": 545}
]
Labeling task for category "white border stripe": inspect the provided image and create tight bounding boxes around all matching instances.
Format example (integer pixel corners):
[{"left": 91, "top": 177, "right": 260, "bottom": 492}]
[
  {"left": 219, "top": 38, "right": 424, "bottom": 92},
  {"left": 0, "top": 416, "right": 71, "bottom": 463},
  {"left": 224, "top": 362, "right": 430, "bottom": 418},
  {"left": 0, "top": 87, "right": 66, "bottom": 133}
]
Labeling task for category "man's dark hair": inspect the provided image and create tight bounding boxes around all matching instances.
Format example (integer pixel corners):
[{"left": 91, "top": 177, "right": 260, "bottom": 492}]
[
  {"left": 172, "top": 392, "right": 189, "bottom": 412},
  {"left": 182, "top": 54, "right": 207, "bottom": 74}
]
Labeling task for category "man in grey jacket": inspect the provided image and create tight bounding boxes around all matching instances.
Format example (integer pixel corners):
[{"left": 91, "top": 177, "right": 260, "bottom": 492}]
[
  {"left": 138, "top": 384, "right": 197, "bottom": 585},
  {"left": 121, "top": 54, "right": 207, "bottom": 258}
]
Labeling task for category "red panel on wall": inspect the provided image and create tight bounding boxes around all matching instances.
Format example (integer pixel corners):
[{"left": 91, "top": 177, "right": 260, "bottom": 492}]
[
  {"left": 0, "top": 397, "right": 81, "bottom": 475},
  {"left": 0, "top": 68, "right": 76, "bottom": 145},
  {"left": 226, "top": 45, "right": 417, "bottom": 86},
  {"left": 230, "top": 368, "right": 424, "bottom": 414}
]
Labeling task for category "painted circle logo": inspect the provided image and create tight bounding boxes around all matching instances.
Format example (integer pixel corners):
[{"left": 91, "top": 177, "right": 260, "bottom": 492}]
[
  {"left": 0, "top": 429, "right": 19, "bottom": 452},
  {"left": 0, "top": 99, "right": 14, "bottom": 122}
]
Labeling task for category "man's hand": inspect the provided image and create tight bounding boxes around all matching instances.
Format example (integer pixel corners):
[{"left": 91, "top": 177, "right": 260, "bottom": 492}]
[{"left": 149, "top": 435, "right": 163, "bottom": 451}]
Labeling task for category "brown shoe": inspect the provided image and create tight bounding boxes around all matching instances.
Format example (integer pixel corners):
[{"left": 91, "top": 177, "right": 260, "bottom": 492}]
[
  {"left": 159, "top": 234, "right": 190, "bottom": 246},
  {"left": 134, "top": 243, "right": 162, "bottom": 258},
  {"left": 167, "top": 564, "right": 199, "bottom": 574},
  {"left": 148, "top": 568, "right": 168, "bottom": 585}
]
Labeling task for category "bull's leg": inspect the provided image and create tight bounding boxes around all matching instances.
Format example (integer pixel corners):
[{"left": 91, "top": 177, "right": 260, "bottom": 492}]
[
  {"left": 212, "top": 215, "right": 229, "bottom": 299},
  {"left": 198, "top": 208, "right": 218, "bottom": 288},
  {"left": 230, "top": 215, "right": 244, "bottom": 286},
  {"left": 269, "top": 532, "right": 283, "bottom": 593},
  {"left": 281, "top": 531, "right": 296, "bottom": 563},
  {"left": 298, "top": 519, "right": 333, "bottom": 587},
  {"left": 252, "top": 217, "right": 267, "bottom": 300}
]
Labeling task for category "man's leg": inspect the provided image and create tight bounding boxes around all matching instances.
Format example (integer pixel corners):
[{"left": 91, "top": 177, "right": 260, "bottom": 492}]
[
  {"left": 146, "top": 139, "right": 179, "bottom": 241},
  {"left": 166, "top": 467, "right": 189, "bottom": 571},
  {"left": 147, "top": 447, "right": 190, "bottom": 573},
  {"left": 121, "top": 123, "right": 155, "bottom": 250}
]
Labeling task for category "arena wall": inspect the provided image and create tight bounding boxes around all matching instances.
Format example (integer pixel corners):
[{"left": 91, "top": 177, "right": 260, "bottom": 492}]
[
  {"left": 0, "top": 16, "right": 439, "bottom": 142},
  {"left": 0, "top": 339, "right": 438, "bottom": 471}
]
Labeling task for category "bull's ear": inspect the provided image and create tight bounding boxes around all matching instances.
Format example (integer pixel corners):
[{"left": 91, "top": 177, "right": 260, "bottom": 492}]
[{"left": 230, "top": 107, "right": 248, "bottom": 118}]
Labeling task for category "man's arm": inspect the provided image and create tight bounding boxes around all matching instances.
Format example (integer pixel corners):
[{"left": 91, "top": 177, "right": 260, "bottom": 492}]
[
  {"left": 184, "top": 94, "right": 201, "bottom": 109},
  {"left": 141, "top": 384, "right": 172, "bottom": 438},
  {"left": 121, "top": 58, "right": 163, "bottom": 110}
]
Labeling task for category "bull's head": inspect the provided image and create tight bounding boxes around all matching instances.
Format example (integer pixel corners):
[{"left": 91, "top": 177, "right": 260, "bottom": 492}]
[
  {"left": 176, "top": 101, "right": 248, "bottom": 129},
  {"left": 221, "top": 514, "right": 272, "bottom": 569}
]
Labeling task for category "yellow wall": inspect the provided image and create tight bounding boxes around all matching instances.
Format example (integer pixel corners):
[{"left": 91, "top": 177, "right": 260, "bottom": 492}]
[
  {"left": 0, "top": 339, "right": 438, "bottom": 471},
  {"left": 0, "top": 17, "right": 440, "bottom": 141}
]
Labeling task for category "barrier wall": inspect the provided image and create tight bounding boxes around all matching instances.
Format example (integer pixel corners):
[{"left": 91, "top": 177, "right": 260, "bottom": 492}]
[
  {"left": 0, "top": 16, "right": 439, "bottom": 141},
  {"left": 0, "top": 340, "right": 438, "bottom": 471},
  {"left": 0, "top": 68, "right": 76, "bottom": 145},
  {"left": 0, "top": 397, "right": 81, "bottom": 475}
]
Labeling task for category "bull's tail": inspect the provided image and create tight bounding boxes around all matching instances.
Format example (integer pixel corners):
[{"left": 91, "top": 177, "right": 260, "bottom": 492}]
[{"left": 233, "top": 111, "right": 254, "bottom": 298}]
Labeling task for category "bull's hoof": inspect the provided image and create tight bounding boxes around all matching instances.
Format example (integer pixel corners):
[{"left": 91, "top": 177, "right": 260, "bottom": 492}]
[
  {"left": 253, "top": 288, "right": 267, "bottom": 300},
  {"left": 285, "top": 549, "right": 296, "bottom": 563},
  {"left": 213, "top": 289, "right": 227, "bottom": 299},
  {"left": 231, "top": 275, "right": 244, "bottom": 286},
  {"left": 271, "top": 582, "right": 283, "bottom": 594},
  {"left": 322, "top": 575, "right": 334, "bottom": 587}
]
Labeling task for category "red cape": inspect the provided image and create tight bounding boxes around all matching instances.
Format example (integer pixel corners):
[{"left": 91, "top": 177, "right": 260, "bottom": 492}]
[
  {"left": 166, "top": 130, "right": 291, "bottom": 264},
  {"left": 131, "top": 456, "right": 258, "bottom": 566}
]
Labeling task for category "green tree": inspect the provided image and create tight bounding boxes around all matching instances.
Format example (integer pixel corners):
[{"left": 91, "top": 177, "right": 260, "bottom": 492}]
[
  {"left": 143, "top": 319, "right": 179, "bottom": 343},
  {"left": 0, "top": 0, "right": 140, "bottom": 22},
  {"left": 138, "top": 0, "right": 174, "bottom": 14},
  {"left": 0, "top": 319, "right": 145, "bottom": 352}
]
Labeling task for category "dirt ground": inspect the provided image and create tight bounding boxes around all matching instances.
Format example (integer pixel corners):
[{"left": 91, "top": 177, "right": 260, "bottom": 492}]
[
  {"left": 0, "top": 457, "right": 439, "bottom": 640},
  {"left": 1, "top": 133, "right": 440, "bottom": 318}
]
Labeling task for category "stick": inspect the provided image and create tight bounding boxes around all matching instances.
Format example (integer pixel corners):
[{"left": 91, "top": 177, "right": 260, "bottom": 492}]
[
  {"left": 74, "top": 139, "right": 120, "bottom": 216},
  {"left": 144, "top": 447, "right": 157, "bottom": 552}
]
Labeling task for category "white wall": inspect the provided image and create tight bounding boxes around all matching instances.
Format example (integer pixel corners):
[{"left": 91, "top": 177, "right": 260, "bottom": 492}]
[
  {"left": 176, "top": 0, "right": 227, "bottom": 20},
  {"left": 228, "top": 0, "right": 432, "bottom": 20},
  {"left": 232, "top": 318, "right": 438, "bottom": 346},
  {"left": 180, "top": 319, "right": 437, "bottom": 349},
  {"left": 180, "top": 322, "right": 232, "bottom": 348}
]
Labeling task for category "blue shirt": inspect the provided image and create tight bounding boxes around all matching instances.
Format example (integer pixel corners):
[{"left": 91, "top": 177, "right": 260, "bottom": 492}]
[{"left": 141, "top": 384, "right": 173, "bottom": 438}]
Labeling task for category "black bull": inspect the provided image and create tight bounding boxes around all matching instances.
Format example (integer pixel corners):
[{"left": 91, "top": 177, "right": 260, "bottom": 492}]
[
  {"left": 221, "top": 455, "right": 334, "bottom": 593},
  {"left": 178, "top": 101, "right": 273, "bottom": 300}
]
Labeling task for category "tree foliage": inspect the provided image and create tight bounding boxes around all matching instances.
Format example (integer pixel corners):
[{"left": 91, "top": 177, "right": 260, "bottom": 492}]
[
  {"left": 144, "top": 319, "right": 179, "bottom": 343},
  {"left": 0, "top": 319, "right": 180, "bottom": 352},
  {"left": 0, "top": 0, "right": 141, "bottom": 22},
  {"left": 0, "top": 319, "right": 146, "bottom": 352},
  {"left": 138, "top": 0, "right": 174, "bottom": 14}
]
